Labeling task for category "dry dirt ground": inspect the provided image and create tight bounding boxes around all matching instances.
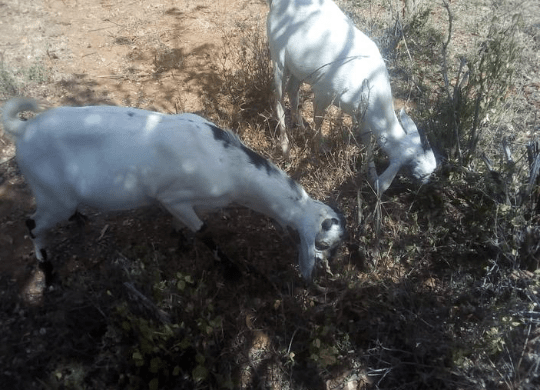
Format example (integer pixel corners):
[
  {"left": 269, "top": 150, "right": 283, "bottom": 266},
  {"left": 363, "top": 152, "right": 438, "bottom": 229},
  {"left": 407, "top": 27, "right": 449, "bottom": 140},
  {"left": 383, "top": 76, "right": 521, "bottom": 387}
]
[{"left": 1, "top": 0, "right": 540, "bottom": 389}]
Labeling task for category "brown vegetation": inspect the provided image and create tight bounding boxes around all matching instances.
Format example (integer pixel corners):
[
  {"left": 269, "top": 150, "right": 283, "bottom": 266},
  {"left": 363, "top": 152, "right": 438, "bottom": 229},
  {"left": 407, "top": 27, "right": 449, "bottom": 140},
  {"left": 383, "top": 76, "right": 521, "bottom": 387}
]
[{"left": 0, "top": 0, "right": 539, "bottom": 389}]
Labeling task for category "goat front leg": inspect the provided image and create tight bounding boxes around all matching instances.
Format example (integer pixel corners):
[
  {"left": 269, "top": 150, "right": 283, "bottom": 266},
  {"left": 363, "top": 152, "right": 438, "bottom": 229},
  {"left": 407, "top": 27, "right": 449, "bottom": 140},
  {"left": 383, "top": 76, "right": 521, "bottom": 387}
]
[
  {"left": 287, "top": 74, "right": 305, "bottom": 130},
  {"left": 196, "top": 224, "right": 242, "bottom": 280},
  {"left": 164, "top": 203, "right": 242, "bottom": 280},
  {"left": 312, "top": 99, "right": 328, "bottom": 153},
  {"left": 358, "top": 129, "right": 401, "bottom": 194},
  {"left": 375, "top": 161, "right": 402, "bottom": 195},
  {"left": 272, "top": 64, "right": 290, "bottom": 158}
]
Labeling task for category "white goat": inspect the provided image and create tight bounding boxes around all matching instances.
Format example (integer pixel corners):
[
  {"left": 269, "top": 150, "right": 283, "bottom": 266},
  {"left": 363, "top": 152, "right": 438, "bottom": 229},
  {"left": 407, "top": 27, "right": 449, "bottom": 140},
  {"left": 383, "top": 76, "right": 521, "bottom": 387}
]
[
  {"left": 1, "top": 97, "right": 345, "bottom": 280},
  {"left": 267, "top": 0, "right": 436, "bottom": 193}
]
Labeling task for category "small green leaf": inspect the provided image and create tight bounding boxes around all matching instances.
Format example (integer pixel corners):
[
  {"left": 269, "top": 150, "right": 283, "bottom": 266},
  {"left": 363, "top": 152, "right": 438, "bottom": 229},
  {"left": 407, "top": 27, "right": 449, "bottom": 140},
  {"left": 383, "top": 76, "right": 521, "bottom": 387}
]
[
  {"left": 150, "top": 357, "right": 162, "bottom": 374},
  {"left": 177, "top": 280, "right": 186, "bottom": 291},
  {"left": 149, "top": 377, "right": 159, "bottom": 390},
  {"left": 196, "top": 354, "right": 205, "bottom": 364},
  {"left": 132, "top": 351, "right": 143, "bottom": 361},
  {"left": 192, "top": 365, "right": 208, "bottom": 382}
]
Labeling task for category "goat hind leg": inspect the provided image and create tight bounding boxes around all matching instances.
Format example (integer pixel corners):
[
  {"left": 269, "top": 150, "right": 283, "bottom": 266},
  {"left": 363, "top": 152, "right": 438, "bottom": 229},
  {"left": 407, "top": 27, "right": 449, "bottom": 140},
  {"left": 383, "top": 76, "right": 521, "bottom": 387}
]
[
  {"left": 26, "top": 204, "right": 76, "bottom": 283},
  {"left": 27, "top": 206, "right": 73, "bottom": 262},
  {"left": 312, "top": 99, "right": 328, "bottom": 153},
  {"left": 287, "top": 74, "right": 305, "bottom": 130},
  {"left": 26, "top": 218, "right": 49, "bottom": 263}
]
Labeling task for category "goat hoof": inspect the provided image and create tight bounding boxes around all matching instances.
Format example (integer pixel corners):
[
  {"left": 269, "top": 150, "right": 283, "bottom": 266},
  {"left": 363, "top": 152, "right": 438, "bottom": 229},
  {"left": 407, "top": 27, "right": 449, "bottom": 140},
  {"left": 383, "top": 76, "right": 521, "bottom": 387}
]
[
  {"left": 38, "top": 260, "right": 55, "bottom": 286},
  {"left": 171, "top": 229, "right": 195, "bottom": 251},
  {"left": 69, "top": 211, "right": 89, "bottom": 226},
  {"left": 220, "top": 259, "right": 242, "bottom": 281},
  {"left": 26, "top": 218, "right": 36, "bottom": 238}
]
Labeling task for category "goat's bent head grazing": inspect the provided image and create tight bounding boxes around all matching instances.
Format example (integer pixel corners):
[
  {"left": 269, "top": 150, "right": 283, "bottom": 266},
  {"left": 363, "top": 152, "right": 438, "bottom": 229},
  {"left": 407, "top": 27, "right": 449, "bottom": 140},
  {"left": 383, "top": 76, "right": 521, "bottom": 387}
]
[
  {"left": 297, "top": 203, "right": 346, "bottom": 280},
  {"left": 409, "top": 150, "right": 437, "bottom": 185}
]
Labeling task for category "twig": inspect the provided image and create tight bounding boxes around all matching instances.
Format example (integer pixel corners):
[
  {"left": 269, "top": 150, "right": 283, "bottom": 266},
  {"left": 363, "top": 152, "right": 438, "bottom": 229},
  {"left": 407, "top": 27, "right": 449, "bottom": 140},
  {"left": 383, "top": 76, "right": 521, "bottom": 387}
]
[
  {"left": 482, "top": 153, "right": 494, "bottom": 172},
  {"left": 287, "top": 328, "right": 298, "bottom": 355},
  {"left": 96, "top": 74, "right": 126, "bottom": 79},
  {"left": 357, "top": 189, "right": 363, "bottom": 227},
  {"left": 123, "top": 282, "right": 171, "bottom": 324},
  {"left": 526, "top": 140, "right": 540, "bottom": 196},
  {"left": 502, "top": 137, "right": 514, "bottom": 164},
  {"left": 88, "top": 27, "right": 113, "bottom": 33},
  {"left": 441, "top": 0, "right": 453, "bottom": 100},
  {"left": 395, "top": 19, "right": 413, "bottom": 63},
  {"left": 441, "top": 0, "right": 463, "bottom": 164},
  {"left": 0, "top": 156, "right": 15, "bottom": 165},
  {"left": 516, "top": 320, "right": 533, "bottom": 373}
]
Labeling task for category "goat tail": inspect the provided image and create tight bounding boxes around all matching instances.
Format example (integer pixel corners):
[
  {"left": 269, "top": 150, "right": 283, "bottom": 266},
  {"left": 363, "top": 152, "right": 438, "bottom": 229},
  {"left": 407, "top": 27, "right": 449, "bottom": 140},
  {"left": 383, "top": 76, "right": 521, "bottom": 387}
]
[{"left": 1, "top": 97, "right": 40, "bottom": 139}]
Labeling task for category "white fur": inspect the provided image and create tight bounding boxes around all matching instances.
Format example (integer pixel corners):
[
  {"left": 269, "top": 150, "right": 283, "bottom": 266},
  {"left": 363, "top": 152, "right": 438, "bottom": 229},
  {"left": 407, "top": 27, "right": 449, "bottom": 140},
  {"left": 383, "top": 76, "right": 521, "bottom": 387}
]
[
  {"left": 1, "top": 98, "right": 345, "bottom": 280},
  {"left": 267, "top": 0, "right": 436, "bottom": 193}
]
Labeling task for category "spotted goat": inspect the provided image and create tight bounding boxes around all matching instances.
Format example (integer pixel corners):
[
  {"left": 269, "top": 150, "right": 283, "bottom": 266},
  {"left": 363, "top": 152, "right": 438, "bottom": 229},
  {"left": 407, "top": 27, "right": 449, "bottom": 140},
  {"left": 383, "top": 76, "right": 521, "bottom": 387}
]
[
  {"left": 266, "top": 0, "right": 437, "bottom": 193},
  {"left": 1, "top": 98, "right": 345, "bottom": 280}
]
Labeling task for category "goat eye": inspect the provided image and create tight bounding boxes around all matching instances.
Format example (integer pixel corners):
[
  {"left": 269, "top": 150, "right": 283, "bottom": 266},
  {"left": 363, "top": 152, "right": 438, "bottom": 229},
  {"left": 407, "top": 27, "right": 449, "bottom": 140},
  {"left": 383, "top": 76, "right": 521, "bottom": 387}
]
[
  {"left": 316, "top": 242, "right": 330, "bottom": 250},
  {"left": 321, "top": 218, "right": 336, "bottom": 231}
]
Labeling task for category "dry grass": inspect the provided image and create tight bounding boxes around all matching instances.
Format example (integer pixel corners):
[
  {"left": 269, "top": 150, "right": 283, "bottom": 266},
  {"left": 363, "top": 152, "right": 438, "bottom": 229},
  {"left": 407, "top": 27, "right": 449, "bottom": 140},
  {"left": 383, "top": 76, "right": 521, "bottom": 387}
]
[{"left": 1, "top": 0, "right": 539, "bottom": 389}]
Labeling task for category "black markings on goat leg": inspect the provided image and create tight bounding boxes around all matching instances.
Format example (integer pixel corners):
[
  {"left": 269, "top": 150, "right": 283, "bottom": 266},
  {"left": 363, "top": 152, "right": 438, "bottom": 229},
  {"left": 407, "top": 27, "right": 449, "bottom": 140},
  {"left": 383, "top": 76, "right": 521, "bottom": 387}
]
[
  {"left": 172, "top": 229, "right": 195, "bottom": 251},
  {"left": 26, "top": 218, "right": 36, "bottom": 238},
  {"left": 199, "top": 234, "right": 227, "bottom": 263},
  {"left": 69, "top": 211, "right": 88, "bottom": 227},
  {"left": 197, "top": 224, "right": 242, "bottom": 280},
  {"left": 38, "top": 259, "right": 54, "bottom": 285}
]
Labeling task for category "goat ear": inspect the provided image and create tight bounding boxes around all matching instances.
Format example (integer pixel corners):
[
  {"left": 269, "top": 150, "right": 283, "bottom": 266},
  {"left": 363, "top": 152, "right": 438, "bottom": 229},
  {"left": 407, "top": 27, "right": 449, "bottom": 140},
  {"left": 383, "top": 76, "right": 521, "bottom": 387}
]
[
  {"left": 399, "top": 109, "right": 432, "bottom": 150},
  {"left": 399, "top": 108, "right": 418, "bottom": 135}
]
